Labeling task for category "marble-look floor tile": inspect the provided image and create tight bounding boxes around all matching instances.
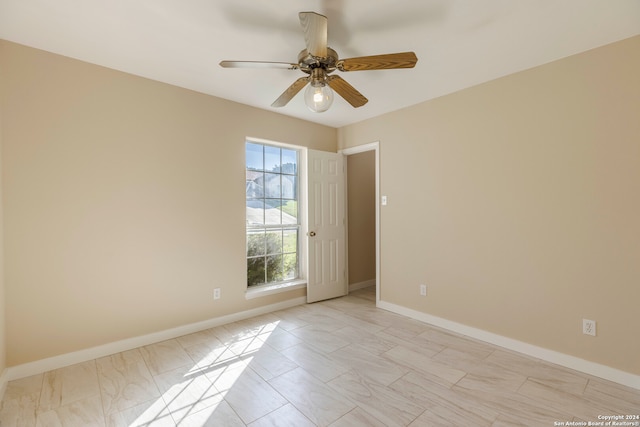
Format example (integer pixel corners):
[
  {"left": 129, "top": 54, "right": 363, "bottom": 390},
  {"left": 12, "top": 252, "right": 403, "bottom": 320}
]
[
  {"left": 97, "top": 349, "right": 145, "bottom": 371},
  {"left": 98, "top": 352, "right": 161, "bottom": 416},
  {"left": 332, "top": 326, "right": 397, "bottom": 356},
  {"left": 516, "top": 378, "right": 620, "bottom": 421},
  {"left": 292, "top": 312, "right": 347, "bottom": 333},
  {"left": 247, "top": 403, "right": 315, "bottom": 427},
  {"left": 3, "top": 286, "right": 639, "bottom": 427},
  {"left": 39, "top": 360, "right": 101, "bottom": 412},
  {"left": 153, "top": 364, "right": 222, "bottom": 424},
  {"left": 409, "top": 406, "right": 489, "bottom": 427},
  {"left": 243, "top": 341, "right": 299, "bottom": 381},
  {"left": 2, "top": 374, "right": 44, "bottom": 401},
  {"left": 140, "top": 339, "right": 194, "bottom": 376},
  {"left": 36, "top": 395, "right": 105, "bottom": 427},
  {"left": 269, "top": 307, "right": 311, "bottom": 332},
  {"left": 181, "top": 337, "right": 241, "bottom": 377},
  {"left": 177, "top": 400, "right": 244, "bottom": 426},
  {"left": 348, "top": 287, "right": 377, "bottom": 301},
  {"left": 418, "top": 327, "right": 495, "bottom": 360},
  {"left": 454, "top": 370, "right": 527, "bottom": 395},
  {"left": 390, "top": 370, "right": 498, "bottom": 425},
  {"left": 347, "top": 307, "right": 403, "bottom": 329},
  {"left": 217, "top": 366, "right": 287, "bottom": 424},
  {"left": 329, "top": 407, "right": 387, "bottom": 427},
  {"left": 375, "top": 329, "right": 445, "bottom": 357},
  {"left": 309, "top": 306, "right": 386, "bottom": 335},
  {"left": 485, "top": 349, "right": 589, "bottom": 395},
  {"left": 491, "top": 415, "right": 530, "bottom": 426},
  {"left": 431, "top": 346, "right": 488, "bottom": 372},
  {"left": 105, "top": 398, "right": 174, "bottom": 427},
  {"left": 582, "top": 378, "right": 640, "bottom": 414},
  {"left": 269, "top": 367, "right": 356, "bottom": 426},
  {"left": 259, "top": 326, "right": 303, "bottom": 351},
  {"left": 453, "top": 381, "right": 570, "bottom": 426},
  {"left": 280, "top": 344, "right": 350, "bottom": 383},
  {"left": 222, "top": 315, "right": 280, "bottom": 342},
  {"left": 330, "top": 344, "right": 408, "bottom": 386},
  {"left": 289, "top": 324, "right": 351, "bottom": 354},
  {"left": 322, "top": 297, "right": 373, "bottom": 314},
  {"left": 0, "top": 392, "right": 40, "bottom": 427},
  {"left": 228, "top": 332, "right": 268, "bottom": 357},
  {"left": 328, "top": 371, "right": 424, "bottom": 426},
  {"left": 383, "top": 345, "right": 466, "bottom": 388},
  {"left": 382, "top": 321, "right": 430, "bottom": 341},
  {"left": 175, "top": 328, "right": 222, "bottom": 349}
]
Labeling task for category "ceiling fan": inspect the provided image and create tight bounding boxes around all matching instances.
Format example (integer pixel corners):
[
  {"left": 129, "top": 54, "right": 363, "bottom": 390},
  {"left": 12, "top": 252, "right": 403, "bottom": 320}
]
[{"left": 220, "top": 11, "right": 418, "bottom": 113}]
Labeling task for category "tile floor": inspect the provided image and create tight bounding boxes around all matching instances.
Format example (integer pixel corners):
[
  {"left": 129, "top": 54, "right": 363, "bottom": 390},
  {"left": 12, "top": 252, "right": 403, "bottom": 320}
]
[{"left": 1, "top": 287, "right": 638, "bottom": 426}]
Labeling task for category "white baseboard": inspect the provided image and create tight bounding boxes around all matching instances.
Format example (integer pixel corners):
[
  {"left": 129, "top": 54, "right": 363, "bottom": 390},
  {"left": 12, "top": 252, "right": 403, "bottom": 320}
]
[
  {"left": 349, "top": 279, "right": 375, "bottom": 291},
  {"left": 6, "top": 296, "right": 306, "bottom": 382},
  {"left": 377, "top": 300, "right": 640, "bottom": 391}
]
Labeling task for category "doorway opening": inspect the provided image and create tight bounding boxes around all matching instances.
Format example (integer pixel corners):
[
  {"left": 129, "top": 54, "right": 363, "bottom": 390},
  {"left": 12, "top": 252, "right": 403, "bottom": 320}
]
[{"left": 341, "top": 142, "right": 380, "bottom": 304}]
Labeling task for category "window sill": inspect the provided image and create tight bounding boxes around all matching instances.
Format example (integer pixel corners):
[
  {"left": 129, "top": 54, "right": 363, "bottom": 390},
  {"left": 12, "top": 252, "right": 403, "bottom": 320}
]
[{"left": 245, "top": 280, "right": 307, "bottom": 300}]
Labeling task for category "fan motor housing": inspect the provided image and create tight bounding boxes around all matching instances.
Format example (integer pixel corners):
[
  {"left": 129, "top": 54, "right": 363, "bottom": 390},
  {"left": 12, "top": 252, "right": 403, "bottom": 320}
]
[{"left": 298, "top": 48, "right": 338, "bottom": 74}]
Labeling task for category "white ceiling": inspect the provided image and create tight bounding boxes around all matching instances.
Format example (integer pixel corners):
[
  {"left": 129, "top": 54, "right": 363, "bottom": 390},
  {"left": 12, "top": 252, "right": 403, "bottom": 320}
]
[{"left": 1, "top": 0, "right": 639, "bottom": 128}]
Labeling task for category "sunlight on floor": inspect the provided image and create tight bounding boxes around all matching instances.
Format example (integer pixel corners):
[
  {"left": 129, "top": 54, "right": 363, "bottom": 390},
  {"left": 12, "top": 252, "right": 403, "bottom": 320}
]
[{"left": 133, "top": 320, "right": 280, "bottom": 426}]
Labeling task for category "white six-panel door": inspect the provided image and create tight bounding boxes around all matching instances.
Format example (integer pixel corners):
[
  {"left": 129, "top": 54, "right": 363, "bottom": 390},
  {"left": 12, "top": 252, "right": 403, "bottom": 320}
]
[{"left": 306, "top": 149, "right": 347, "bottom": 303}]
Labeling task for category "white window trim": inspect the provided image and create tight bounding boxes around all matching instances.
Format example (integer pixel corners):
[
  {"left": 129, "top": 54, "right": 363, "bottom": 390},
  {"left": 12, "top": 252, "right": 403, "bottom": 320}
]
[{"left": 245, "top": 279, "right": 307, "bottom": 300}]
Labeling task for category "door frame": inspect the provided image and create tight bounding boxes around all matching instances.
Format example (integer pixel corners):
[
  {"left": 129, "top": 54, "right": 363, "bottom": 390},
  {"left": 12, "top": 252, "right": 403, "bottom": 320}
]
[{"left": 340, "top": 142, "right": 381, "bottom": 305}]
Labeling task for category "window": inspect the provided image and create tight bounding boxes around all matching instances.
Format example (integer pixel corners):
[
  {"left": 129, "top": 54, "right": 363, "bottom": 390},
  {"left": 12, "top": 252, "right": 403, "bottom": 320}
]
[{"left": 246, "top": 141, "right": 299, "bottom": 287}]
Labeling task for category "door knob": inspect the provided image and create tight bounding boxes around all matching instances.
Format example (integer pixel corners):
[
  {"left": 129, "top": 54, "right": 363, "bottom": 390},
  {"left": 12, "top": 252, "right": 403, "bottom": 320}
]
[{"left": 308, "top": 231, "right": 316, "bottom": 237}]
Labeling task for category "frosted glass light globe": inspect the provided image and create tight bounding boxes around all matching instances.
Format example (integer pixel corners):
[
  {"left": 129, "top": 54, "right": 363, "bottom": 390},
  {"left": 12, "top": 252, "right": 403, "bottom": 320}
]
[{"left": 304, "top": 82, "right": 334, "bottom": 113}]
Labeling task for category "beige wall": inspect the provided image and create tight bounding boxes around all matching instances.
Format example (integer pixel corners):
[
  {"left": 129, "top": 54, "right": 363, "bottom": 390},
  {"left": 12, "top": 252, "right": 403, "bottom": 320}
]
[
  {"left": 0, "top": 41, "right": 6, "bottom": 375},
  {"left": 347, "top": 151, "right": 376, "bottom": 285},
  {"left": 338, "top": 36, "right": 640, "bottom": 375},
  {"left": 0, "top": 41, "right": 336, "bottom": 366}
]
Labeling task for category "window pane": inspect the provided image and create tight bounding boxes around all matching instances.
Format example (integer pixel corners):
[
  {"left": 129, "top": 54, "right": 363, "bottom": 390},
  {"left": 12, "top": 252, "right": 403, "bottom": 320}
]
[
  {"left": 283, "top": 229, "right": 297, "bottom": 253},
  {"left": 247, "top": 257, "right": 266, "bottom": 286},
  {"left": 282, "top": 175, "right": 296, "bottom": 200},
  {"left": 265, "top": 146, "right": 281, "bottom": 173},
  {"left": 264, "top": 200, "right": 281, "bottom": 225},
  {"left": 246, "top": 171, "right": 264, "bottom": 198},
  {"left": 282, "top": 149, "right": 297, "bottom": 174},
  {"left": 246, "top": 200, "right": 264, "bottom": 225},
  {"left": 283, "top": 253, "right": 297, "bottom": 280},
  {"left": 265, "top": 230, "right": 283, "bottom": 255},
  {"left": 264, "top": 173, "right": 281, "bottom": 198},
  {"left": 246, "top": 143, "right": 263, "bottom": 171},
  {"left": 280, "top": 201, "right": 297, "bottom": 225},
  {"left": 246, "top": 141, "right": 299, "bottom": 287},
  {"left": 247, "top": 231, "right": 265, "bottom": 256},
  {"left": 266, "top": 255, "right": 284, "bottom": 283}
]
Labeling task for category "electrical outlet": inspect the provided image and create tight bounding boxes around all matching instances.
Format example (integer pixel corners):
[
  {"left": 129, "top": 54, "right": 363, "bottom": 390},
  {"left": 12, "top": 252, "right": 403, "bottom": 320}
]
[
  {"left": 214, "top": 288, "right": 221, "bottom": 300},
  {"left": 582, "top": 319, "right": 596, "bottom": 336},
  {"left": 419, "top": 284, "right": 427, "bottom": 296}
]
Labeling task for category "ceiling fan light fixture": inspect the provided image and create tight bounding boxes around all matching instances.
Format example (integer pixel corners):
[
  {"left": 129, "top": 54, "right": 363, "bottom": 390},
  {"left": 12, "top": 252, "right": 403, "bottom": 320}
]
[
  {"left": 304, "top": 69, "right": 333, "bottom": 113},
  {"left": 220, "top": 12, "right": 417, "bottom": 112}
]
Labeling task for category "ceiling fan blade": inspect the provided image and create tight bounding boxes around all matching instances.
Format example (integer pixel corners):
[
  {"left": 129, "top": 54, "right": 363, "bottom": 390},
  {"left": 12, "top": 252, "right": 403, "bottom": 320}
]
[
  {"left": 327, "top": 75, "right": 368, "bottom": 108},
  {"left": 299, "top": 11, "right": 328, "bottom": 57},
  {"left": 272, "top": 77, "right": 309, "bottom": 108},
  {"left": 219, "top": 60, "right": 299, "bottom": 70},
  {"left": 337, "top": 52, "right": 418, "bottom": 72}
]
